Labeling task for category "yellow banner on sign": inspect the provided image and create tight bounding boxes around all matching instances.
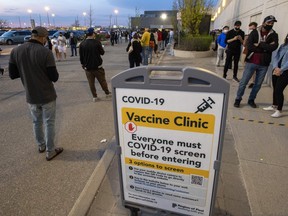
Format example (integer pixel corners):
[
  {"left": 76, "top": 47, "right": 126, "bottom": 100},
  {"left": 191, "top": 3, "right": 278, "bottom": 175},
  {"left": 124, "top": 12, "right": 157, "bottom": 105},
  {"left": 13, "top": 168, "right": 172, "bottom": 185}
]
[
  {"left": 125, "top": 157, "right": 209, "bottom": 178},
  {"left": 122, "top": 107, "right": 215, "bottom": 134}
]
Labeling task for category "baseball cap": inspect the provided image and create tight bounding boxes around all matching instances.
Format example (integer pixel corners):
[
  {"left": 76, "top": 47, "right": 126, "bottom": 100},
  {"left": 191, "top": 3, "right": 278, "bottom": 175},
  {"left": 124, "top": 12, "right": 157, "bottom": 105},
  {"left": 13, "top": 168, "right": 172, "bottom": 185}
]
[
  {"left": 32, "top": 26, "right": 48, "bottom": 37},
  {"left": 263, "top": 15, "right": 277, "bottom": 23},
  {"left": 87, "top": 27, "right": 94, "bottom": 34}
]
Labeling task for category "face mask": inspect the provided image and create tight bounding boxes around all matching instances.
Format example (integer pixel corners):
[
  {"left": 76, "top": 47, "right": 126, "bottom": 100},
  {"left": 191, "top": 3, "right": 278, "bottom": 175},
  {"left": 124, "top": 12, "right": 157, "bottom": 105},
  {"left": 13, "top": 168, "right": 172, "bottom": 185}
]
[
  {"left": 223, "top": 30, "right": 228, "bottom": 33},
  {"left": 235, "top": 27, "right": 240, "bottom": 31},
  {"left": 264, "top": 25, "right": 273, "bottom": 31}
]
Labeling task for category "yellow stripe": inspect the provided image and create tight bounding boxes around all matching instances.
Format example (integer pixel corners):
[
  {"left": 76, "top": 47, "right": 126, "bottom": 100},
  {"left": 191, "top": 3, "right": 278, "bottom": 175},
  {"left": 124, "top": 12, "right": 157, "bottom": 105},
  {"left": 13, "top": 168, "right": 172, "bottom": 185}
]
[
  {"left": 125, "top": 157, "right": 209, "bottom": 178},
  {"left": 122, "top": 107, "right": 215, "bottom": 134}
]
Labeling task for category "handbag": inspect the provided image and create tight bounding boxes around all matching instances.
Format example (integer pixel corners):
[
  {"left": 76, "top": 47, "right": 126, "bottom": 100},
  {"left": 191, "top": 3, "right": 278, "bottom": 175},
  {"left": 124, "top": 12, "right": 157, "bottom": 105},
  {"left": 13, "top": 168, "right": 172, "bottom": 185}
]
[{"left": 128, "top": 45, "right": 133, "bottom": 54}]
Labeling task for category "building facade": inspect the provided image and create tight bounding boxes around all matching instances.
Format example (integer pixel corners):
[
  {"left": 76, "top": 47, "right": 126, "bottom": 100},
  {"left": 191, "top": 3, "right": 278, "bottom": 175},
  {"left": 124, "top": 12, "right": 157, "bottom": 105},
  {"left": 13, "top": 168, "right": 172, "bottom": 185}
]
[
  {"left": 131, "top": 10, "right": 176, "bottom": 30},
  {"left": 212, "top": 0, "right": 288, "bottom": 42}
]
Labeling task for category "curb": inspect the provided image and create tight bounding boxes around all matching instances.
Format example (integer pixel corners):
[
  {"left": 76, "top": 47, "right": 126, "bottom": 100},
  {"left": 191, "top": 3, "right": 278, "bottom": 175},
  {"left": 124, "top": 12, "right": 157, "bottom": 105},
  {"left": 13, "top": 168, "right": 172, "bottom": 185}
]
[{"left": 68, "top": 139, "right": 117, "bottom": 216}]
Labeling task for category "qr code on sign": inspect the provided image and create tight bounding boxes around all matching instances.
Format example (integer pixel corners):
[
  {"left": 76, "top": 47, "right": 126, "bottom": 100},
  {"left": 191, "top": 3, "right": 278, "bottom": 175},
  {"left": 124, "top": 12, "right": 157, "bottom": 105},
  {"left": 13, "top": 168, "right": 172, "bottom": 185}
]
[{"left": 190, "top": 174, "right": 204, "bottom": 186}]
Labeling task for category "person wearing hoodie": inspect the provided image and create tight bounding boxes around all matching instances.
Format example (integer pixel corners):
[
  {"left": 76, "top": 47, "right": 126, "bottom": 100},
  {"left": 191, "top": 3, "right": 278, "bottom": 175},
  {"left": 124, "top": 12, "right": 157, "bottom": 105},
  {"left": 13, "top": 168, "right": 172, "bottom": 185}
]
[{"left": 234, "top": 15, "right": 279, "bottom": 108}]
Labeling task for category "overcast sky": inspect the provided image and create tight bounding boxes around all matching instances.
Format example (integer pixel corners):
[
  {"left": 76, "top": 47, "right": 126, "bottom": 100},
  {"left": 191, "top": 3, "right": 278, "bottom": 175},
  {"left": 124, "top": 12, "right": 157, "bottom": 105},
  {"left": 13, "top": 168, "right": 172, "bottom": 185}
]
[{"left": 0, "top": 0, "right": 175, "bottom": 27}]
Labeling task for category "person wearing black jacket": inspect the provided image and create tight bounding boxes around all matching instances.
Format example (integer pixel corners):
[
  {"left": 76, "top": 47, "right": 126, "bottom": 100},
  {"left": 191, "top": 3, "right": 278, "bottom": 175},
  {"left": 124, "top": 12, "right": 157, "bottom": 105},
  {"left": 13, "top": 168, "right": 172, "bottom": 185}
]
[
  {"left": 234, "top": 15, "right": 279, "bottom": 108},
  {"left": 9, "top": 26, "right": 63, "bottom": 161},
  {"left": 79, "top": 27, "right": 111, "bottom": 102},
  {"left": 223, "top": 20, "right": 245, "bottom": 82},
  {"left": 126, "top": 33, "right": 142, "bottom": 68}
]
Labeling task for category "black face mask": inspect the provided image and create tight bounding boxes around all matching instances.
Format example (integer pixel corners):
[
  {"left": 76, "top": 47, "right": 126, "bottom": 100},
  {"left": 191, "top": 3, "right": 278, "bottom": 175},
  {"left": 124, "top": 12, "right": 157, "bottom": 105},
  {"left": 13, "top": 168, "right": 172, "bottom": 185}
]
[
  {"left": 264, "top": 25, "right": 273, "bottom": 31},
  {"left": 234, "top": 27, "right": 240, "bottom": 31}
]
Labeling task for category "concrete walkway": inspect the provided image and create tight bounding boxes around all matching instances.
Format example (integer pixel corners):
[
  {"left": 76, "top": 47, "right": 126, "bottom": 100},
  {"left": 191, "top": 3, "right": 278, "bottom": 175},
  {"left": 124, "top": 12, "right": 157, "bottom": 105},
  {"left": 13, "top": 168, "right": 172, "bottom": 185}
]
[{"left": 84, "top": 46, "right": 288, "bottom": 216}]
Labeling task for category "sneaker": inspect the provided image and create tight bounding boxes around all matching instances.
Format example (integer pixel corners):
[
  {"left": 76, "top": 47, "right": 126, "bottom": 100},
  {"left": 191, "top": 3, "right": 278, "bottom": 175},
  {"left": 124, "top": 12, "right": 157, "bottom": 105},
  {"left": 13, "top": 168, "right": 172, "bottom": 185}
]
[
  {"left": 105, "top": 93, "right": 112, "bottom": 98},
  {"left": 271, "top": 110, "right": 282, "bottom": 118},
  {"left": 233, "top": 77, "right": 240, "bottom": 83},
  {"left": 38, "top": 145, "right": 46, "bottom": 153},
  {"left": 248, "top": 100, "right": 257, "bottom": 108},
  {"left": 93, "top": 97, "right": 100, "bottom": 102},
  {"left": 248, "top": 83, "right": 254, "bottom": 88},
  {"left": 234, "top": 99, "right": 241, "bottom": 108},
  {"left": 46, "top": 147, "right": 64, "bottom": 161},
  {"left": 263, "top": 105, "right": 277, "bottom": 111}
]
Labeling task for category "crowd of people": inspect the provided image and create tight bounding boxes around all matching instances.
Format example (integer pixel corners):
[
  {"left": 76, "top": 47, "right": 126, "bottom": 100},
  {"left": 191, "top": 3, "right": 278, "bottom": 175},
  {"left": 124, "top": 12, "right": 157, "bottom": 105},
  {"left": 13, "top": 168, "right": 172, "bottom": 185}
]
[
  {"left": 214, "top": 15, "right": 288, "bottom": 118},
  {"left": 125, "top": 28, "right": 174, "bottom": 67},
  {"left": 4, "top": 17, "right": 288, "bottom": 161}
]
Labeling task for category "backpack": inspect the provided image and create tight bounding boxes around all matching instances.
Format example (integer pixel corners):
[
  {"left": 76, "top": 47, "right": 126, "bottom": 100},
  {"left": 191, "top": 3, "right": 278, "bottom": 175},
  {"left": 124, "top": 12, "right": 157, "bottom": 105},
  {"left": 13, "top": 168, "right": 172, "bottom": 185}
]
[{"left": 149, "top": 40, "right": 155, "bottom": 48}]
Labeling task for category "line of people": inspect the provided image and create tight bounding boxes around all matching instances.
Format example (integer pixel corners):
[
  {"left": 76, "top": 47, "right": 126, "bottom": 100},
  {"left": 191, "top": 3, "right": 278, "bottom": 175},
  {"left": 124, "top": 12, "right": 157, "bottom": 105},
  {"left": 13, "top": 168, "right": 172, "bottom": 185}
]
[
  {"left": 125, "top": 28, "right": 174, "bottom": 68},
  {"left": 215, "top": 15, "right": 288, "bottom": 118}
]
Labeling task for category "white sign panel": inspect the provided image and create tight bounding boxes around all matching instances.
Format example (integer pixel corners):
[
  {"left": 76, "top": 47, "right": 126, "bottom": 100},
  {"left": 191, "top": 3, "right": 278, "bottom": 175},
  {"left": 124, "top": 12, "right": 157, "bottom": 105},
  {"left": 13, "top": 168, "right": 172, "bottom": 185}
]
[{"left": 116, "top": 88, "right": 224, "bottom": 216}]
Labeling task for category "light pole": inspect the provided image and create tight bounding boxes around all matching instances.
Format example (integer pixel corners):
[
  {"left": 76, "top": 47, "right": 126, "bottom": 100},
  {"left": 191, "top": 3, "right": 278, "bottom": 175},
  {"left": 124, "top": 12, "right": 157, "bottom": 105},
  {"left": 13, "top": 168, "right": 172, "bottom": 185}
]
[
  {"left": 44, "top": 6, "right": 50, "bottom": 27},
  {"left": 51, "top": 13, "right": 55, "bottom": 27},
  {"left": 27, "top": 9, "right": 33, "bottom": 28},
  {"left": 83, "top": 12, "right": 87, "bottom": 27},
  {"left": 114, "top": 9, "right": 118, "bottom": 27}
]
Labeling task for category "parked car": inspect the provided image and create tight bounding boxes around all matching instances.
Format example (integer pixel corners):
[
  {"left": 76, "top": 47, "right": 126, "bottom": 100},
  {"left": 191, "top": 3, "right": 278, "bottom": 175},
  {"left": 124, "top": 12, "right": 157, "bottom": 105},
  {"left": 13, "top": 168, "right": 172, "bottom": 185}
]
[
  {"left": 52, "top": 30, "right": 85, "bottom": 41},
  {"left": 0, "top": 30, "right": 7, "bottom": 36},
  {"left": 24, "top": 30, "right": 57, "bottom": 43},
  {"left": 0, "top": 30, "right": 31, "bottom": 45}
]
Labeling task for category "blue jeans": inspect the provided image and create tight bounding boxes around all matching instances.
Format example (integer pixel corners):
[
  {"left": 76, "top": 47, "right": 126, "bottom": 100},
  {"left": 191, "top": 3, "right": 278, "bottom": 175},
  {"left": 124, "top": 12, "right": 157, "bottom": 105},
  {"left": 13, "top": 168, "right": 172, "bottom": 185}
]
[
  {"left": 142, "top": 46, "right": 149, "bottom": 65},
  {"left": 236, "top": 63, "right": 268, "bottom": 101},
  {"left": 148, "top": 46, "right": 153, "bottom": 64},
  {"left": 70, "top": 44, "right": 77, "bottom": 56},
  {"left": 28, "top": 100, "right": 56, "bottom": 153}
]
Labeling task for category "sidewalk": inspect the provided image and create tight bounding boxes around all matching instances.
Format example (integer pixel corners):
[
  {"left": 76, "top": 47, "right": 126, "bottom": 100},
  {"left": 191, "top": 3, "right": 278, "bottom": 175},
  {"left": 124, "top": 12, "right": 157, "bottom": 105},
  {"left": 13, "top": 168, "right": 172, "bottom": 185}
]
[{"left": 83, "top": 48, "right": 288, "bottom": 216}]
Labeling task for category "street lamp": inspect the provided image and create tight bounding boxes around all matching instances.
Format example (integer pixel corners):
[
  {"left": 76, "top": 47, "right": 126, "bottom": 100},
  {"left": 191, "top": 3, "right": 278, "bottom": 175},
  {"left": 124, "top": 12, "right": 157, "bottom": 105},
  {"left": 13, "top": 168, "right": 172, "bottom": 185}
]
[
  {"left": 161, "top": 13, "right": 167, "bottom": 20},
  {"left": 51, "top": 13, "right": 55, "bottom": 27},
  {"left": 44, "top": 6, "right": 50, "bottom": 27},
  {"left": 27, "top": 9, "right": 33, "bottom": 28},
  {"left": 27, "top": 9, "right": 32, "bottom": 19},
  {"left": 114, "top": 9, "right": 119, "bottom": 27},
  {"left": 83, "top": 12, "right": 87, "bottom": 27}
]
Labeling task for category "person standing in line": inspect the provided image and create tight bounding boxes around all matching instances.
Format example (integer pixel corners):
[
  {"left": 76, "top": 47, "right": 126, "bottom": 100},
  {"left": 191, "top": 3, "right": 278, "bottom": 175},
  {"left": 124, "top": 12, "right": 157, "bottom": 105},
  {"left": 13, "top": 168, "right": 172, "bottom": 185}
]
[
  {"left": 148, "top": 30, "right": 156, "bottom": 64},
  {"left": 157, "top": 29, "right": 163, "bottom": 53},
  {"left": 8, "top": 26, "right": 63, "bottom": 161},
  {"left": 216, "top": 26, "right": 229, "bottom": 67},
  {"left": 162, "top": 29, "right": 168, "bottom": 49},
  {"left": 242, "top": 22, "right": 258, "bottom": 88},
  {"left": 57, "top": 32, "right": 67, "bottom": 60},
  {"left": 234, "top": 15, "right": 279, "bottom": 108},
  {"left": 169, "top": 28, "right": 174, "bottom": 44},
  {"left": 140, "top": 28, "right": 151, "bottom": 66},
  {"left": 69, "top": 33, "right": 78, "bottom": 57},
  {"left": 223, "top": 20, "right": 245, "bottom": 82},
  {"left": 126, "top": 33, "right": 142, "bottom": 68},
  {"left": 79, "top": 27, "right": 111, "bottom": 102},
  {"left": 263, "top": 33, "right": 288, "bottom": 117},
  {"left": 153, "top": 29, "right": 159, "bottom": 58}
]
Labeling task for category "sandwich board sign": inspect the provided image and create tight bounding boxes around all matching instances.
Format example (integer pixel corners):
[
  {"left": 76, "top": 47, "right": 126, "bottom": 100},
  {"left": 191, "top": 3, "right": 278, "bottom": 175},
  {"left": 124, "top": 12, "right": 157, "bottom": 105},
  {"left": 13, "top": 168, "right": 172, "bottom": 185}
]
[{"left": 111, "top": 66, "right": 229, "bottom": 216}]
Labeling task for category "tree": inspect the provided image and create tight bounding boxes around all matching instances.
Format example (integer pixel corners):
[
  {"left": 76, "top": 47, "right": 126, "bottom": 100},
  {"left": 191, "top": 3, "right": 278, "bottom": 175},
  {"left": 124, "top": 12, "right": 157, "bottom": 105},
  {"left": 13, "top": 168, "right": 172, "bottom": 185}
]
[
  {"left": 0, "top": 19, "right": 8, "bottom": 28},
  {"left": 174, "top": 0, "right": 214, "bottom": 35}
]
